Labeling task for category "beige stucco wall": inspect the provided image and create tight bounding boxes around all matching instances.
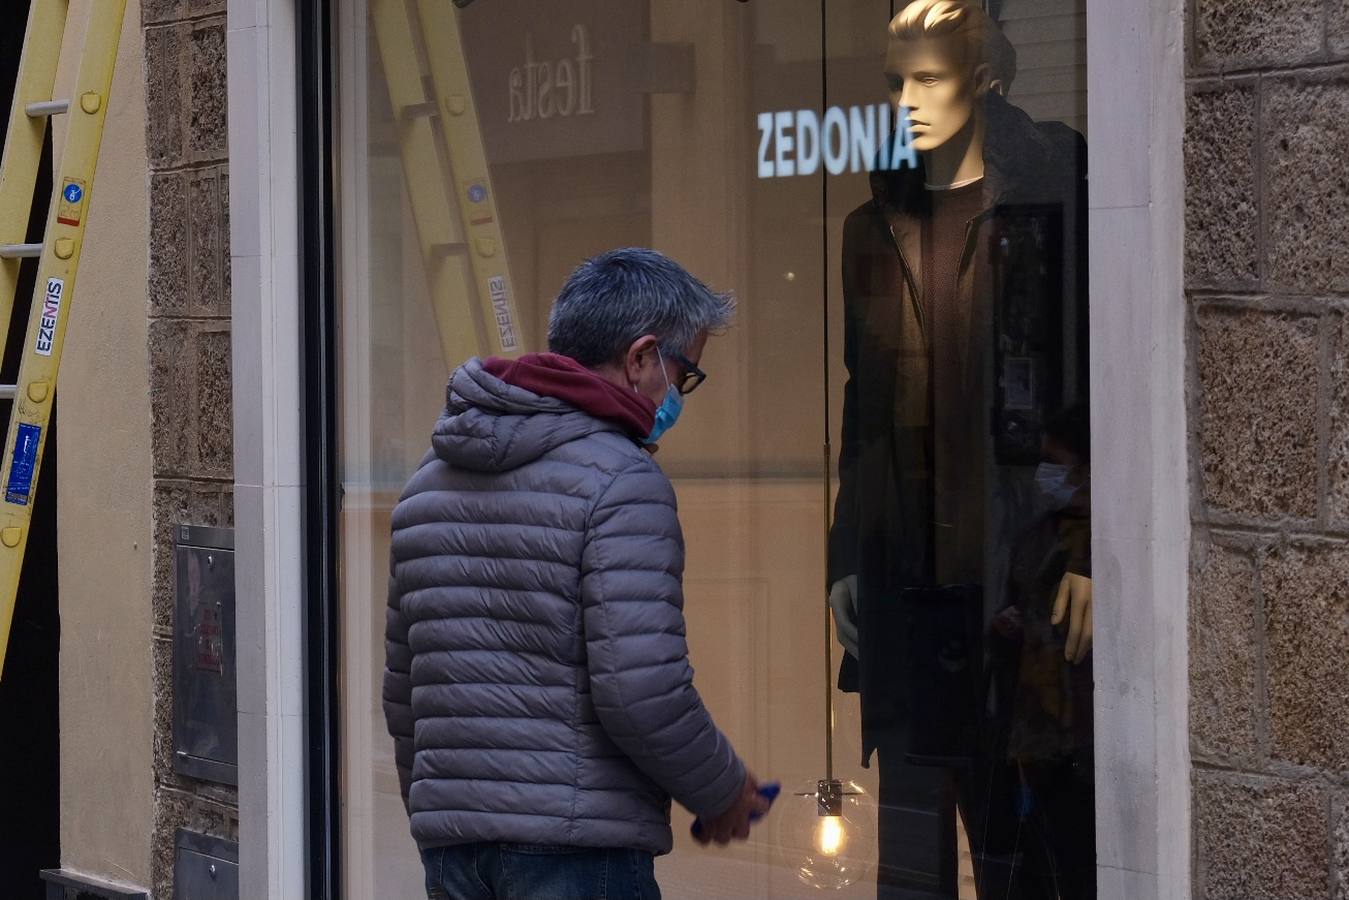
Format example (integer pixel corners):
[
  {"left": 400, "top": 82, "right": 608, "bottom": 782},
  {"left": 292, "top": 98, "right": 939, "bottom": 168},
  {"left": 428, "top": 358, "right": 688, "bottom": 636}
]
[{"left": 53, "top": 0, "right": 155, "bottom": 887}]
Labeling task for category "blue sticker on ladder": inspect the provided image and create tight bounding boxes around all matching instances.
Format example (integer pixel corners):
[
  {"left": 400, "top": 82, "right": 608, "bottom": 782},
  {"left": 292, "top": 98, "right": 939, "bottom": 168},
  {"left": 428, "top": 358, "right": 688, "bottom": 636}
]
[
  {"left": 63, "top": 183, "right": 83, "bottom": 204},
  {"left": 5, "top": 423, "right": 41, "bottom": 506}
]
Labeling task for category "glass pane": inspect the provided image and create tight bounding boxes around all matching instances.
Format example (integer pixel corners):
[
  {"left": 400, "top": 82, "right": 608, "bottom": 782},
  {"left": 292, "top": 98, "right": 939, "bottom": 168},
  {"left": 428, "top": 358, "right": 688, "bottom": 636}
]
[
  {"left": 825, "top": 1, "right": 1091, "bottom": 897},
  {"left": 335, "top": 1, "right": 1090, "bottom": 897}
]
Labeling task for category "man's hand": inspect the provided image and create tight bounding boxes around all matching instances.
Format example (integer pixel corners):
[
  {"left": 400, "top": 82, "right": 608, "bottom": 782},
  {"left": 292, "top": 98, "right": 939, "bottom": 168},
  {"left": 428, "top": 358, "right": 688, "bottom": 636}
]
[
  {"left": 1051, "top": 572, "right": 1093, "bottom": 664},
  {"left": 828, "top": 575, "right": 860, "bottom": 658},
  {"left": 694, "top": 774, "right": 772, "bottom": 846}
]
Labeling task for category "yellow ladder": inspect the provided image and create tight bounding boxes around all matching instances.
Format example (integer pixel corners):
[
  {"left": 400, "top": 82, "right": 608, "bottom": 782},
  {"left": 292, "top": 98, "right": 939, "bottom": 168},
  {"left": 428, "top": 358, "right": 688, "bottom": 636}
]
[
  {"left": 0, "top": 0, "right": 128, "bottom": 679},
  {"left": 369, "top": 0, "right": 525, "bottom": 367}
]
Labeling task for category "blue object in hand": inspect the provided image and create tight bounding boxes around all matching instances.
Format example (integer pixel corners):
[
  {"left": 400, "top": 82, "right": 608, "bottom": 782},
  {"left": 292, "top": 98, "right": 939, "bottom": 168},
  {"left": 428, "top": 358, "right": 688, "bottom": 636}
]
[
  {"left": 691, "top": 781, "right": 781, "bottom": 839},
  {"left": 1014, "top": 781, "right": 1035, "bottom": 820}
]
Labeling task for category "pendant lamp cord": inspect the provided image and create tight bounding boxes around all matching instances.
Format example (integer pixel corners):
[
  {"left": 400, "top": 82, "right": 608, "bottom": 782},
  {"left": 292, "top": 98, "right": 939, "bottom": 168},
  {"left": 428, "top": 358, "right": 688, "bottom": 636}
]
[{"left": 820, "top": 0, "right": 835, "bottom": 786}]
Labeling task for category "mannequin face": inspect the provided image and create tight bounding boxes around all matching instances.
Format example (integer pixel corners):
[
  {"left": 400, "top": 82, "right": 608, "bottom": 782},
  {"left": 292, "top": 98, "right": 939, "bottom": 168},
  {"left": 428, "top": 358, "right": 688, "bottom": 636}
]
[
  {"left": 623, "top": 330, "right": 709, "bottom": 407},
  {"left": 884, "top": 37, "right": 990, "bottom": 153}
]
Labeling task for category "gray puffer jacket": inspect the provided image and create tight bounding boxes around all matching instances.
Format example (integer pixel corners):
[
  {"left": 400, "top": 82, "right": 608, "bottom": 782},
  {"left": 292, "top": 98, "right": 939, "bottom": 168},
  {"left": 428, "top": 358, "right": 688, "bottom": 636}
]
[{"left": 383, "top": 359, "right": 746, "bottom": 855}]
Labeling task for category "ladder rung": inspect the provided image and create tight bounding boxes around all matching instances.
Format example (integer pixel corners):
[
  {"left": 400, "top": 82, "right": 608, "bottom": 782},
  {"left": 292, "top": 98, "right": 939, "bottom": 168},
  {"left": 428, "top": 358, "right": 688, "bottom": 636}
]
[
  {"left": 0, "top": 386, "right": 14, "bottom": 401},
  {"left": 0, "top": 244, "right": 42, "bottom": 259},
  {"left": 402, "top": 101, "right": 438, "bottom": 120},
  {"left": 25, "top": 100, "right": 70, "bottom": 117}
]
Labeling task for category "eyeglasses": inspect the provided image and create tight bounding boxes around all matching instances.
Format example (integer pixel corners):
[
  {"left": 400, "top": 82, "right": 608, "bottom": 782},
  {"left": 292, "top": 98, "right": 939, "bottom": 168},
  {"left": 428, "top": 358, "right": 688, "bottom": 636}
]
[{"left": 662, "top": 347, "right": 707, "bottom": 396}]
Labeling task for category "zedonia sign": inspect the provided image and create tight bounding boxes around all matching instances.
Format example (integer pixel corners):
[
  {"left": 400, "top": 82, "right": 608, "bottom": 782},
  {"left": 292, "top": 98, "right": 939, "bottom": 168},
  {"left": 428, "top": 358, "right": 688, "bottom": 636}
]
[{"left": 756, "top": 104, "right": 918, "bottom": 178}]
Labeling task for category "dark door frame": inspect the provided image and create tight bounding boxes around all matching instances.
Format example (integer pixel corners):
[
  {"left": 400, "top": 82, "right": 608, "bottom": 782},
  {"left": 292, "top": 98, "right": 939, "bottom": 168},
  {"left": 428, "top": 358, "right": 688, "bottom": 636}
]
[{"left": 297, "top": 0, "right": 342, "bottom": 895}]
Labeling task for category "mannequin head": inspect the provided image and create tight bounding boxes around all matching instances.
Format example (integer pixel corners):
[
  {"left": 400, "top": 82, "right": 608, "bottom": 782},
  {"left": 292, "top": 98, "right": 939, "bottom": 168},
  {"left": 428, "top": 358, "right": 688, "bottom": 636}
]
[{"left": 885, "top": 1, "right": 1016, "bottom": 155}]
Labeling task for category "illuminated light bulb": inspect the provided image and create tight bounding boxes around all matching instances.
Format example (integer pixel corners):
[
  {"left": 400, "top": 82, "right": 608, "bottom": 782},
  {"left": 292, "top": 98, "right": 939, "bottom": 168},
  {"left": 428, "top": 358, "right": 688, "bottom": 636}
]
[
  {"left": 816, "top": 815, "right": 844, "bottom": 856},
  {"left": 775, "top": 779, "right": 876, "bottom": 890}
]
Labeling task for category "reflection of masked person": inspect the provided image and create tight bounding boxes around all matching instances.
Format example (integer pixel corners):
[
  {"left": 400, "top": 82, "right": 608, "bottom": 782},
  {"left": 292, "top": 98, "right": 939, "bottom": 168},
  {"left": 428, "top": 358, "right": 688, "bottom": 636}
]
[
  {"left": 986, "top": 404, "right": 1095, "bottom": 900},
  {"left": 995, "top": 406, "right": 1091, "bottom": 764},
  {"left": 825, "top": 2, "right": 1089, "bottom": 897}
]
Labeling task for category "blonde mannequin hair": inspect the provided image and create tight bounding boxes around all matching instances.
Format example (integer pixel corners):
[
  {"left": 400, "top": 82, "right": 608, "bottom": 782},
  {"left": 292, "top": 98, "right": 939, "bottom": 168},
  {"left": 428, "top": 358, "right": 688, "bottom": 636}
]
[{"left": 889, "top": 0, "right": 1017, "bottom": 92}]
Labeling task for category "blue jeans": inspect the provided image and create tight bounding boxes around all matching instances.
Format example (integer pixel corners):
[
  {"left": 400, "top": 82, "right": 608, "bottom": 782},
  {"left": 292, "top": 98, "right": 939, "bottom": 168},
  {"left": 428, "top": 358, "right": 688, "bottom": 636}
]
[{"left": 422, "top": 842, "right": 661, "bottom": 900}]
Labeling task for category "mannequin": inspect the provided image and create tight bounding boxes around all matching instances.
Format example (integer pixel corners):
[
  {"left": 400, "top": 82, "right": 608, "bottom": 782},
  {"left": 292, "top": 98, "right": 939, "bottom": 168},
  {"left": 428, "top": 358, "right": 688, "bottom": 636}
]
[{"left": 827, "top": 2, "right": 1092, "bottom": 897}]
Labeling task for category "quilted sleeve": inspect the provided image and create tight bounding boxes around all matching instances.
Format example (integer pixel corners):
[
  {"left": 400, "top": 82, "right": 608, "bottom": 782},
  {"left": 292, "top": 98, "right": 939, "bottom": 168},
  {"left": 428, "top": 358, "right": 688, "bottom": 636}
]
[
  {"left": 581, "top": 463, "right": 747, "bottom": 820},
  {"left": 382, "top": 550, "right": 416, "bottom": 810}
]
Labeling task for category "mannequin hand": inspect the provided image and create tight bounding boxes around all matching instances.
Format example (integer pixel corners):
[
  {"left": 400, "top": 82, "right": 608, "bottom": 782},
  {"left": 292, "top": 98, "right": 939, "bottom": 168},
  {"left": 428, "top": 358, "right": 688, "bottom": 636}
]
[
  {"left": 1051, "top": 572, "right": 1093, "bottom": 664},
  {"left": 829, "top": 575, "right": 860, "bottom": 658}
]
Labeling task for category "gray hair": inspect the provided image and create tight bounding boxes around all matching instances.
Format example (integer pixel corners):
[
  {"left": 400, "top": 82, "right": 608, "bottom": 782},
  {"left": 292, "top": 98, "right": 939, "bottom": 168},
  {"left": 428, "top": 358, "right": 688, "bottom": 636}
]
[{"left": 547, "top": 247, "right": 735, "bottom": 367}]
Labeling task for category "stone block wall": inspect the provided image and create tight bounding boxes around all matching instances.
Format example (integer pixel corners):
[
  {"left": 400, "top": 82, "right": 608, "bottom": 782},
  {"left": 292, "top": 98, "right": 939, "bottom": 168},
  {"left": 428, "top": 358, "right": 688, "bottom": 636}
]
[
  {"left": 142, "top": 1, "right": 235, "bottom": 897},
  {"left": 1187, "top": 3, "right": 1349, "bottom": 897}
]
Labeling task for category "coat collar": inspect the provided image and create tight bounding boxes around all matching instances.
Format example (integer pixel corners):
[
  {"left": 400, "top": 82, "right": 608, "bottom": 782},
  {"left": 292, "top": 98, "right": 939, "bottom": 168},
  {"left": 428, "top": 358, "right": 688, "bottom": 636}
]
[{"left": 869, "top": 93, "right": 1079, "bottom": 216}]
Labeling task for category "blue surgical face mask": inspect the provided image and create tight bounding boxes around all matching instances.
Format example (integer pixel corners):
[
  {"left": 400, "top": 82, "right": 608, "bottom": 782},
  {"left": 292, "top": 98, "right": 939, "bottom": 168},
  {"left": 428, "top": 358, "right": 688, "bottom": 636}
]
[
  {"left": 1034, "top": 462, "right": 1078, "bottom": 509},
  {"left": 641, "top": 348, "right": 684, "bottom": 445}
]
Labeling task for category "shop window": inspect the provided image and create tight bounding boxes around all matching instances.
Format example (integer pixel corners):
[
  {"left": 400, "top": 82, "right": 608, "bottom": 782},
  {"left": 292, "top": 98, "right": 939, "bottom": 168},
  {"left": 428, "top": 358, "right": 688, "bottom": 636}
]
[{"left": 335, "top": 1, "right": 1090, "bottom": 896}]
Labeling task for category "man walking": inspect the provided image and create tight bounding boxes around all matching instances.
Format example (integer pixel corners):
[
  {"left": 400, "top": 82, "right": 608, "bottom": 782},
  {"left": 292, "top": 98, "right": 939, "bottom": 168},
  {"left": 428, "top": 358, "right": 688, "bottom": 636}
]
[{"left": 384, "top": 247, "right": 769, "bottom": 899}]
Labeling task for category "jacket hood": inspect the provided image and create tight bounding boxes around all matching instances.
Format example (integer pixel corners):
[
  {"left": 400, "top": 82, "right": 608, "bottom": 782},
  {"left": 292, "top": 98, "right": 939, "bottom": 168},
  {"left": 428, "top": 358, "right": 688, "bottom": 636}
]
[
  {"left": 482, "top": 352, "right": 657, "bottom": 439},
  {"left": 870, "top": 93, "right": 1084, "bottom": 211},
  {"left": 432, "top": 357, "right": 645, "bottom": 473}
]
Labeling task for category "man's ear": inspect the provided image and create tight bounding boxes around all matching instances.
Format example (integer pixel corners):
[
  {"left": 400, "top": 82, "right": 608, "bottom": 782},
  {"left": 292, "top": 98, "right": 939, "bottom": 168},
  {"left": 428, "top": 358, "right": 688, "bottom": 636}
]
[
  {"left": 624, "top": 334, "right": 660, "bottom": 385},
  {"left": 989, "top": 77, "right": 1007, "bottom": 97}
]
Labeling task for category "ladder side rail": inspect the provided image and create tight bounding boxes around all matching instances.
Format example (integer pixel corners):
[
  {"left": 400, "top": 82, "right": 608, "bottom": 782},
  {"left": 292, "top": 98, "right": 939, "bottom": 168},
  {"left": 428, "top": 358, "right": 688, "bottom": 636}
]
[
  {"left": 0, "top": 0, "right": 128, "bottom": 680},
  {"left": 415, "top": 0, "right": 524, "bottom": 359},
  {"left": 370, "top": 0, "right": 488, "bottom": 369},
  {"left": 0, "top": 0, "right": 72, "bottom": 363}
]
